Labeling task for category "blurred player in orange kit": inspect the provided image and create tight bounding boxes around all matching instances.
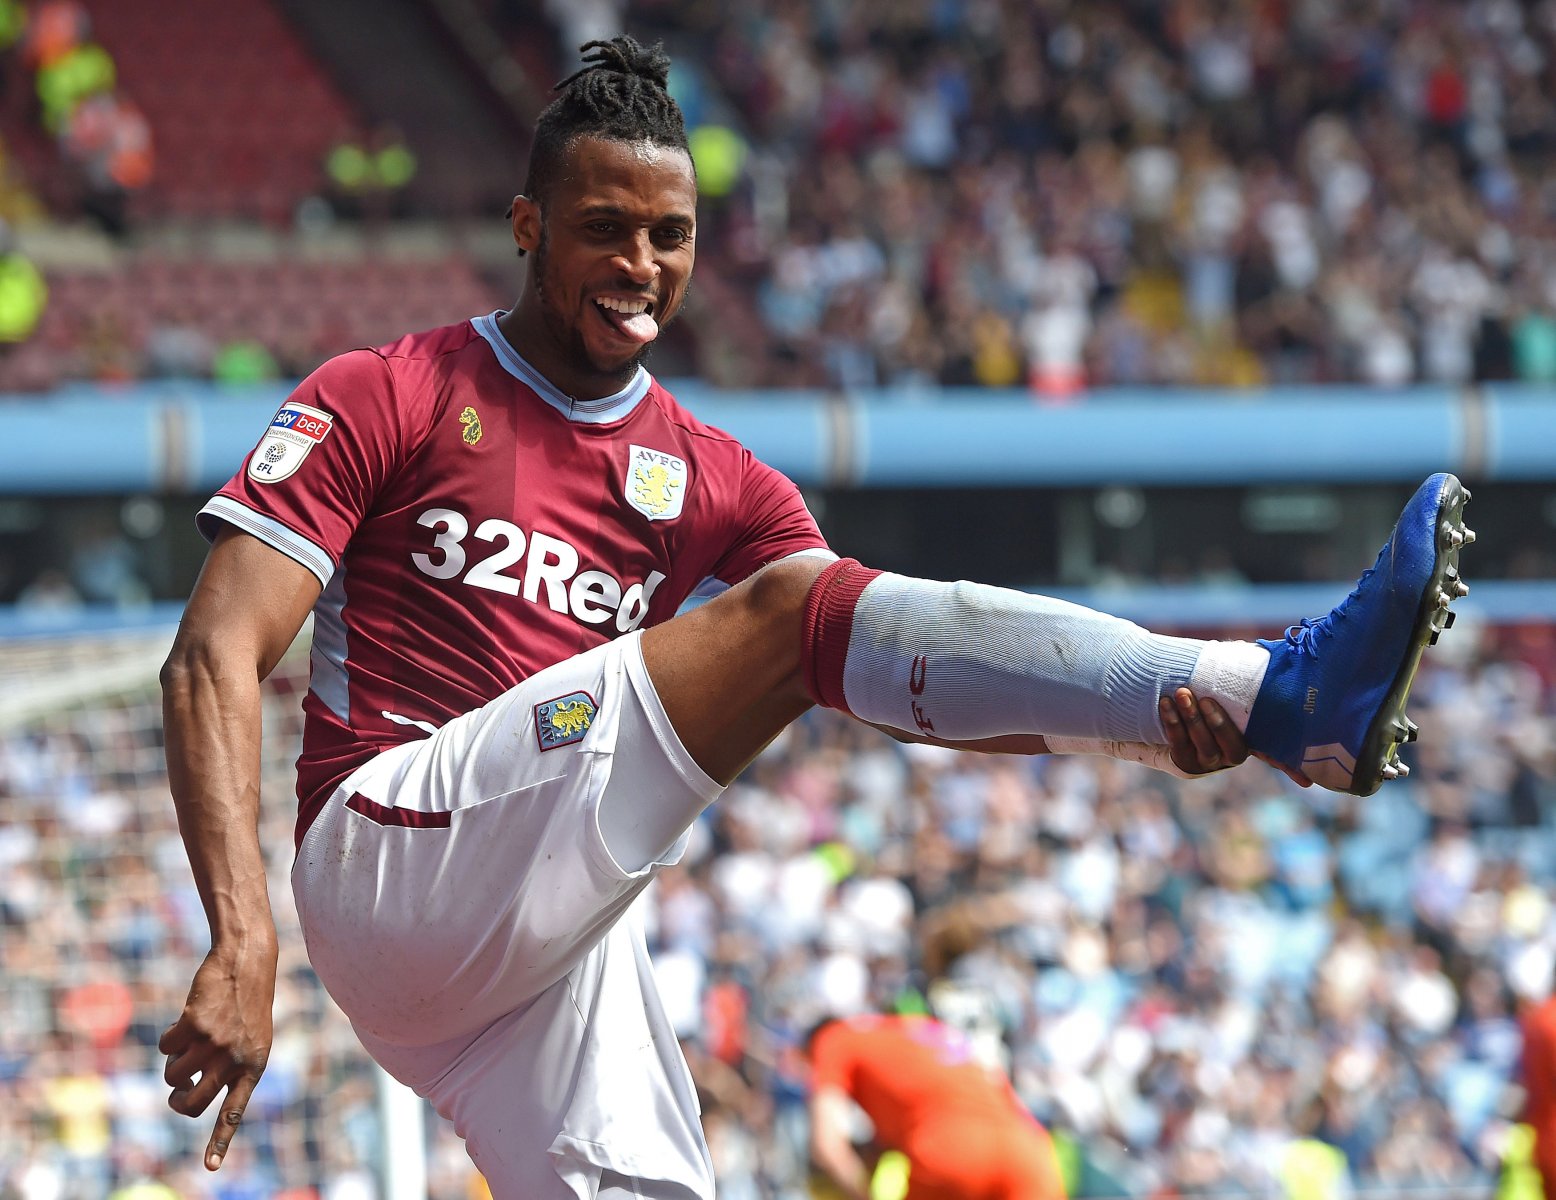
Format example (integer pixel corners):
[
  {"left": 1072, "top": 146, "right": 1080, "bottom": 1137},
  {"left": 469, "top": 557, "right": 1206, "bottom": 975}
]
[
  {"left": 1521, "top": 982, "right": 1556, "bottom": 1197},
  {"left": 806, "top": 1013, "right": 1066, "bottom": 1200}
]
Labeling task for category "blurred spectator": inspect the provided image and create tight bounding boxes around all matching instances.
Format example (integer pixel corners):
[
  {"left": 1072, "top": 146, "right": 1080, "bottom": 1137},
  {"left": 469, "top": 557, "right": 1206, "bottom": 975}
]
[
  {"left": 13, "top": 0, "right": 160, "bottom": 243},
  {"left": 62, "top": 92, "right": 152, "bottom": 237},
  {"left": 14, "top": 565, "right": 80, "bottom": 610},
  {"left": 0, "top": 221, "right": 46, "bottom": 344},
  {"left": 686, "top": 124, "right": 747, "bottom": 201},
  {"left": 145, "top": 309, "right": 214, "bottom": 381},
  {"left": 212, "top": 338, "right": 281, "bottom": 386},
  {"left": 544, "top": 0, "right": 625, "bottom": 66},
  {"left": 1513, "top": 306, "right": 1556, "bottom": 385},
  {"left": 65, "top": 516, "right": 149, "bottom": 608},
  {"left": 19, "top": 0, "right": 86, "bottom": 73},
  {"left": 34, "top": 37, "right": 113, "bottom": 133},
  {"left": 324, "top": 124, "right": 418, "bottom": 224},
  {"left": 1521, "top": 971, "right": 1556, "bottom": 1199}
]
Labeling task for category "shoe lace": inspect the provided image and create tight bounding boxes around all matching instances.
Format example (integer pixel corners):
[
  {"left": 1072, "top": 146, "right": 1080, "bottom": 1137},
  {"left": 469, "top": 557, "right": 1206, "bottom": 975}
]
[{"left": 1280, "top": 566, "right": 1375, "bottom": 658}]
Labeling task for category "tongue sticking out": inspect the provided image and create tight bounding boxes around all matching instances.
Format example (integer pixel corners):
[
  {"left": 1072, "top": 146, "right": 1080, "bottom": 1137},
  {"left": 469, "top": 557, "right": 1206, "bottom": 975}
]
[
  {"left": 618, "top": 310, "right": 659, "bottom": 344},
  {"left": 600, "top": 303, "right": 659, "bottom": 346}
]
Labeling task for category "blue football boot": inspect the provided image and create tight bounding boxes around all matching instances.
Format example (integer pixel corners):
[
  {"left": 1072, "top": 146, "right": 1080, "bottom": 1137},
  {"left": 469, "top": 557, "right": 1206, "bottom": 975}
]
[{"left": 1243, "top": 473, "right": 1473, "bottom": 795}]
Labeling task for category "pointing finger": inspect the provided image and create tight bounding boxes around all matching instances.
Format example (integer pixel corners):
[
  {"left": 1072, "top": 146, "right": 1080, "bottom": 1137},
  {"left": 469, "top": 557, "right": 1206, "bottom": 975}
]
[{"left": 207, "top": 1073, "right": 260, "bottom": 1172}]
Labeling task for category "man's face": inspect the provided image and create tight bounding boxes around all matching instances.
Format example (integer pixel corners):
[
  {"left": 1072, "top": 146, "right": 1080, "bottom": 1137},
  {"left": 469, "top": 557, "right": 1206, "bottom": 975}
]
[{"left": 511, "top": 135, "right": 696, "bottom": 392}]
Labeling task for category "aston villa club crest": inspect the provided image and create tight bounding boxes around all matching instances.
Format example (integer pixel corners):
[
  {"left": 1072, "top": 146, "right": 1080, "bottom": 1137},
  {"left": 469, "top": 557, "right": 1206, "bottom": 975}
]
[
  {"left": 248, "top": 402, "right": 334, "bottom": 483},
  {"left": 625, "top": 444, "right": 688, "bottom": 522},
  {"left": 534, "top": 691, "right": 598, "bottom": 750}
]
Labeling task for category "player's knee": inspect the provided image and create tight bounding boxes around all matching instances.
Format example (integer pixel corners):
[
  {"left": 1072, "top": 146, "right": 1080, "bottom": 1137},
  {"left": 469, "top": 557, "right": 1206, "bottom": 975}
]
[
  {"left": 676, "top": 555, "right": 832, "bottom": 699},
  {"left": 742, "top": 554, "right": 831, "bottom": 628},
  {"left": 716, "top": 556, "right": 831, "bottom": 685}
]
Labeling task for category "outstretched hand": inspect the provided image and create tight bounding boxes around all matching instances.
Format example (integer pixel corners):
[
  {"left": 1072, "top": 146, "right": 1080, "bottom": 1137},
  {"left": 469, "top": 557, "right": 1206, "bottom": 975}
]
[
  {"left": 160, "top": 944, "right": 277, "bottom": 1172},
  {"left": 1160, "top": 687, "right": 1313, "bottom": 786}
]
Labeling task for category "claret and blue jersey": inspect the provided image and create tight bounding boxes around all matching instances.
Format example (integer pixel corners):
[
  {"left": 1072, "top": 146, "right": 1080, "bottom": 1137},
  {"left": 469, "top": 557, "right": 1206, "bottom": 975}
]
[{"left": 198, "top": 311, "right": 828, "bottom": 842}]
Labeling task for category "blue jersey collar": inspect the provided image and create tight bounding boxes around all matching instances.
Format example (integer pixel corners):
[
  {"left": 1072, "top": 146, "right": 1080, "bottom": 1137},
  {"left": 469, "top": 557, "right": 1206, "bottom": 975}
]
[{"left": 472, "top": 310, "right": 651, "bottom": 424}]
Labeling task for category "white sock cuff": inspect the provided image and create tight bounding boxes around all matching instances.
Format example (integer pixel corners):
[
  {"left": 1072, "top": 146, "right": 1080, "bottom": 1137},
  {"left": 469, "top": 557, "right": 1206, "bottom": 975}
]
[{"left": 1186, "top": 641, "right": 1271, "bottom": 732}]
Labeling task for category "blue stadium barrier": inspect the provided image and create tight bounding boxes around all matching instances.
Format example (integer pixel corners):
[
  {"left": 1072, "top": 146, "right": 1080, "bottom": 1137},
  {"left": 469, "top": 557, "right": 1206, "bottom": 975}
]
[
  {"left": 2, "top": 382, "right": 1552, "bottom": 492},
  {"left": 0, "top": 601, "right": 188, "bottom": 638}
]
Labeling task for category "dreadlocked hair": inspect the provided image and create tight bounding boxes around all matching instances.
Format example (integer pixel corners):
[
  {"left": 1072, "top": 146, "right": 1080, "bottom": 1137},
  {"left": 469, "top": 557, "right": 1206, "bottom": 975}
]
[{"left": 523, "top": 35, "right": 690, "bottom": 206}]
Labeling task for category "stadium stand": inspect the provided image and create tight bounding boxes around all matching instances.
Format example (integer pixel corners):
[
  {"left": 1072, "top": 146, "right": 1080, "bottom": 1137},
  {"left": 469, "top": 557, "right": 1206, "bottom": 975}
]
[
  {"left": 0, "top": 0, "right": 1547, "bottom": 390},
  {"left": 272, "top": 0, "right": 531, "bottom": 222},
  {"left": 653, "top": 0, "right": 1556, "bottom": 392},
  {"left": 0, "top": 249, "right": 505, "bottom": 392},
  {"left": 75, "top": 0, "right": 361, "bottom": 224}
]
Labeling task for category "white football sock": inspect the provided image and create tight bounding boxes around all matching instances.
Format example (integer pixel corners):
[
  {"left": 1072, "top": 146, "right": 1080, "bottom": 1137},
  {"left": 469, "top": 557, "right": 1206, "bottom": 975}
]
[{"left": 804, "top": 563, "right": 1271, "bottom": 744}]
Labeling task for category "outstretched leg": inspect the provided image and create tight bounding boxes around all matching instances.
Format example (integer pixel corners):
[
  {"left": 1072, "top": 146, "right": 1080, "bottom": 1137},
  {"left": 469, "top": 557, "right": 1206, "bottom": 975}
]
[
  {"left": 639, "top": 473, "right": 1473, "bottom": 797},
  {"left": 639, "top": 553, "right": 1260, "bottom": 786}
]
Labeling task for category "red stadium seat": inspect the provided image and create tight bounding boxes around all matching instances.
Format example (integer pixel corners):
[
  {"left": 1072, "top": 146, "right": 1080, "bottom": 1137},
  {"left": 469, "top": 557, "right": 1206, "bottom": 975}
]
[{"left": 76, "top": 0, "right": 371, "bottom": 224}]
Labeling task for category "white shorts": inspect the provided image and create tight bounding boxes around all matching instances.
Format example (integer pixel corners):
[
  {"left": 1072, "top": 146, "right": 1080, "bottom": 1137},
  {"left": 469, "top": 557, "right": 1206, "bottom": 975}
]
[{"left": 291, "top": 632, "right": 723, "bottom": 1200}]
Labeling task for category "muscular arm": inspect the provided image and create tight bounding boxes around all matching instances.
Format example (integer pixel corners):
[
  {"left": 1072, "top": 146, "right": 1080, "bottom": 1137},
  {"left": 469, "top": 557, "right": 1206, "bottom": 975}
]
[
  {"left": 158, "top": 527, "right": 321, "bottom": 1171},
  {"left": 810, "top": 1085, "right": 874, "bottom": 1200}
]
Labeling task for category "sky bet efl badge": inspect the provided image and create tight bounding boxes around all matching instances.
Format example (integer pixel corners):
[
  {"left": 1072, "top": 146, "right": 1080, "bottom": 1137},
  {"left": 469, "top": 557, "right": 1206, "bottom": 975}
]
[
  {"left": 626, "top": 444, "right": 688, "bottom": 522},
  {"left": 248, "top": 402, "right": 335, "bottom": 483}
]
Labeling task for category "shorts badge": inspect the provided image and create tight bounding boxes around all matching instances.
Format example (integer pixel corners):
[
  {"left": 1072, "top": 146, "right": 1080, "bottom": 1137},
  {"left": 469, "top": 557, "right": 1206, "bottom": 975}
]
[
  {"left": 459, "top": 405, "right": 482, "bottom": 446},
  {"left": 626, "top": 444, "right": 688, "bottom": 522},
  {"left": 535, "top": 691, "right": 597, "bottom": 750},
  {"left": 248, "top": 402, "right": 334, "bottom": 483}
]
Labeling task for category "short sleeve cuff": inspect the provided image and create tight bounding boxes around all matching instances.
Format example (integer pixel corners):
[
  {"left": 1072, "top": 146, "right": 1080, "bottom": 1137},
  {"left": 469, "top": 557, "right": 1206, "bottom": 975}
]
[{"left": 197, "top": 496, "right": 336, "bottom": 589}]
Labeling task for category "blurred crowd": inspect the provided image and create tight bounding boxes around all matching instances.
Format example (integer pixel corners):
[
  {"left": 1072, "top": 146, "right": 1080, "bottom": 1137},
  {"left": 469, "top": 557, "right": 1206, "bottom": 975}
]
[
  {"left": 0, "top": 0, "right": 1549, "bottom": 392},
  {"left": 668, "top": 617, "right": 1556, "bottom": 1198},
  {"left": 3, "top": 616, "right": 1556, "bottom": 1198},
  {"left": 14, "top": 0, "right": 152, "bottom": 237},
  {"left": 0, "top": 639, "right": 489, "bottom": 1200},
  {"left": 613, "top": 0, "right": 1556, "bottom": 393}
]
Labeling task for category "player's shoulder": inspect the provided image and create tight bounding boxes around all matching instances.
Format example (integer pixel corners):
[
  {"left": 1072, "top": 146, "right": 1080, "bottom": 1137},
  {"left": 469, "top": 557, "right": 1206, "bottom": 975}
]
[
  {"left": 304, "top": 318, "right": 489, "bottom": 413},
  {"left": 301, "top": 318, "right": 483, "bottom": 387},
  {"left": 643, "top": 377, "right": 748, "bottom": 454},
  {"left": 372, "top": 317, "right": 487, "bottom": 365},
  {"left": 808, "top": 1015, "right": 877, "bottom": 1068},
  {"left": 637, "top": 379, "right": 816, "bottom": 516}
]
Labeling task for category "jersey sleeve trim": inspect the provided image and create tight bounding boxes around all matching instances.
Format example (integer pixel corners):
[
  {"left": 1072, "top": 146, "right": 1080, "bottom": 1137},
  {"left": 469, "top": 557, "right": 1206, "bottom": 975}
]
[
  {"left": 197, "top": 496, "right": 336, "bottom": 589},
  {"left": 784, "top": 547, "right": 839, "bottom": 565}
]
